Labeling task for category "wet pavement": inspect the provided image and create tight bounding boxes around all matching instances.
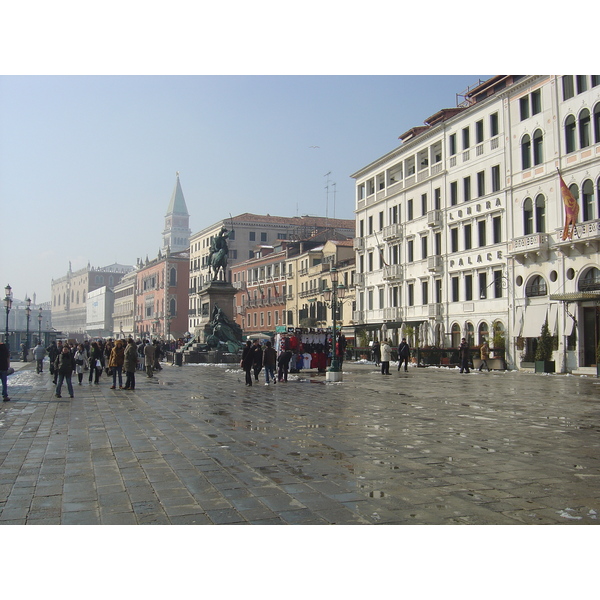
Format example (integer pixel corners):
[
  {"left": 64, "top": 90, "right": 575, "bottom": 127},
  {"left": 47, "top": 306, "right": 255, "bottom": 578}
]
[{"left": 0, "top": 360, "right": 599, "bottom": 525}]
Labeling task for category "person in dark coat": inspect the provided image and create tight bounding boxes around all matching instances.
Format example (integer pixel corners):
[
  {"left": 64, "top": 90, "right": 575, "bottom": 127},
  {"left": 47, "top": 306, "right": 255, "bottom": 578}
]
[
  {"left": 459, "top": 338, "right": 471, "bottom": 374},
  {"left": 123, "top": 338, "right": 138, "bottom": 390},
  {"left": 251, "top": 339, "right": 263, "bottom": 382},
  {"left": 0, "top": 341, "right": 11, "bottom": 401},
  {"left": 54, "top": 345, "right": 75, "bottom": 398},
  {"left": 241, "top": 340, "right": 254, "bottom": 386},
  {"left": 263, "top": 341, "right": 277, "bottom": 385},
  {"left": 397, "top": 338, "right": 410, "bottom": 372},
  {"left": 88, "top": 341, "right": 103, "bottom": 384},
  {"left": 277, "top": 349, "right": 293, "bottom": 383},
  {"left": 372, "top": 341, "right": 381, "bottom": 366}
]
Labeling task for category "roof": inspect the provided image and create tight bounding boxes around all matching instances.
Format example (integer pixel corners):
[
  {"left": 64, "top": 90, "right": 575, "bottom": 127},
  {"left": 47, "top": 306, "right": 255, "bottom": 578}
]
[
  {"left": 231, "top": 213, "right": 354, "bottom": 229},
  {"left": 166, "top": 173, "right": 189, "bottom": 217}
]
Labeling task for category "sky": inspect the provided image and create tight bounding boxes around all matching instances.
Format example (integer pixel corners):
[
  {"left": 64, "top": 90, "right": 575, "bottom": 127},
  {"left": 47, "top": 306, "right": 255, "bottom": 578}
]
[{"left": 0, "top": 74, "right": 492, "bottom": 304}]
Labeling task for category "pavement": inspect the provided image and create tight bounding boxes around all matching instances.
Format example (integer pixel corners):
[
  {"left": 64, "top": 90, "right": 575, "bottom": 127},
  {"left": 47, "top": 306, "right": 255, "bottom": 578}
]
[{"left": 0, "top": 359, "right": 599, "bottom": 525}]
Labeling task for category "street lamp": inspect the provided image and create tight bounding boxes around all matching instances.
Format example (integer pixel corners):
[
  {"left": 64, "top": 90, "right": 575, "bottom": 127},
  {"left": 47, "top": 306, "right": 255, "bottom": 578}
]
[
  {"left": 38, "top": 307, "right": 43, "bottom": 346},
  {"left": 24, "top": 297, "right": 31, "bottom": 361},
  {"left": 323, "top": 266, "right": 347, "bottom": 382},
  {"left": 4, "top": 284, "right": 12, "bottom": 351},
  {"left": 480, "top": 274, "right": 510, "bottom": 299}
]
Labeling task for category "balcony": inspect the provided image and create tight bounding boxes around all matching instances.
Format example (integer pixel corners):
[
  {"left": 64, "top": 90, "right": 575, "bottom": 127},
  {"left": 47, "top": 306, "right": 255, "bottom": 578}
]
[
  {"left": 552, "top": 219, "right": 600, "bottom": 255},
  {"left": 352, "top": 310, "right": 365, "bottom": 324},
  {"left": 353, "top": 237, "right": 365, "bottom": 251},
  {"left": 382, "top": 223, "right": 404, "bottom": 241},
  {"left": 427, "top": 255, "right": 443, "bottom": 272},
  {"left": 429, "top": 303, "right": 442, "bottom": 317},
  {"left": 507, "top": 233, "right": 549, "bottom": 263},
  {"left": 383, "top": 307, "right": 402, "bottom": 322},
  {"left": 383, "top": 264, "right": 403, "bottom": 281},
  {"left": 427, "top": 210, "right": 442, "bottom": 228}
]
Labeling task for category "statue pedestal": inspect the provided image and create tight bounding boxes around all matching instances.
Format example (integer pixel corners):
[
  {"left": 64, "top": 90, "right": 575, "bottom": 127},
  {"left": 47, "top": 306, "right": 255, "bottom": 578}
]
[{"left": 195, "top": 281, "right": 238, "bottom": 342}]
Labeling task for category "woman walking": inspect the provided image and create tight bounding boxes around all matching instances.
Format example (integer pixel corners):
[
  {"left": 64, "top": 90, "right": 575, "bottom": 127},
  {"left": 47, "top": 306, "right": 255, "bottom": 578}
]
[
  {"left": 55, "top": 345, "right": 75, "bottom": 398},
  {"left": 74, "top": 344, "right": 89, "bottom": 385},
  {"left": 88, "top": 341, "right": 103, "bottom": 384},
  {"left": 123, "top": 338, "right": 138, "bottom": 390},
  {"left": 109, "top": 339, "right": 125, "bottom": 389}
]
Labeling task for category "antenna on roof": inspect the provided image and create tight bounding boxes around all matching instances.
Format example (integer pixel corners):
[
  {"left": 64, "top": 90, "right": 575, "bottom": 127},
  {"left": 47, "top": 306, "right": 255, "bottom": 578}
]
[
  {"left": 332, "top": 182, "right": 337, "bottom": 220},
  {"left": 324, "top": 171, "right": 332, "bottom": 224}
]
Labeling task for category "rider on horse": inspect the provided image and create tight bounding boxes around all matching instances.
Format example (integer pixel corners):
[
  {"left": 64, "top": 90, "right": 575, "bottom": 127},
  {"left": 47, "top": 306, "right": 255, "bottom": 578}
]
[{"left": 208, "top": 227, "right": 229, "bottom": 281}]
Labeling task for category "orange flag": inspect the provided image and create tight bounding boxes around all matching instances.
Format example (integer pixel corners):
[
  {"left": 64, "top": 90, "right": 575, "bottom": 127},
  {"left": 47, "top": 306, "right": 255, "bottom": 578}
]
[{"left": 558, "top": 170, "right": 579, "bottom": 241}]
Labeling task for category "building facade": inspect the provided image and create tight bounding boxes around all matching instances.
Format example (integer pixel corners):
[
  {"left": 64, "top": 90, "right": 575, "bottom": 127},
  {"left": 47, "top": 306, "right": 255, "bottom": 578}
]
[
  {"left": 112, "top": 270, "right": 137, "bottom": 339},
  {"left": 352, "top": 75, "right": 600, "bottom": 372}
]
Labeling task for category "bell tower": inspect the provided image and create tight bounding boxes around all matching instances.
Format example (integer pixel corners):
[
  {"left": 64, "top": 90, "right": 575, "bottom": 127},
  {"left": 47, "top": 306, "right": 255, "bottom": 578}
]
[{"left": 162, "top": 172, "right": 191, "bottom": 253}]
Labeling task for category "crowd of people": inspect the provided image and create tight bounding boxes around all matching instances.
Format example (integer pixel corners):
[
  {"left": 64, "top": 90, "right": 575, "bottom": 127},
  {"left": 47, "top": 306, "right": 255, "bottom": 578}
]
[{"left": 32, "top": 338, "right": 171, "bottom": 398}]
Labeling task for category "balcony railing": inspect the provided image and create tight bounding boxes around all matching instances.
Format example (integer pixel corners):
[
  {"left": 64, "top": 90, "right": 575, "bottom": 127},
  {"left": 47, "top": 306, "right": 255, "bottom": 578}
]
[
  {"left": 382, "top": 223, "right": 404, "bottom": 241},
  {"left": 383, "top": 264, "right": 403, "bottom": 281}
]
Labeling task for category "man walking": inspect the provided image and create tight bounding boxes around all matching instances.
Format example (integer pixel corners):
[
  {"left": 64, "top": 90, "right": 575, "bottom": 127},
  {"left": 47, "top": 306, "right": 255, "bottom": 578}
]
[
  {"left": 459, "top": 338, "right": 471, "bottom": 374},
  {"left": 33, "top": 341, "right": 46, "bottom": 373},
  {"left": 397, "top": 338, "right": 410, "bottom": 372},
  {"left": 0, "top": 341, "right": 10, "bottom": 401},
  {"left": 144, "top": 340, "right": 155, "bottom": 378}
]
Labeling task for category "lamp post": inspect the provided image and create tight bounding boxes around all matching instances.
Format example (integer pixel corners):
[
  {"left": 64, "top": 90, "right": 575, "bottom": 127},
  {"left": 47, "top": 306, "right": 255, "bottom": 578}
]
[
  {"left": 23, "top": 297, "right": 31, "bottom": 361},
  {"left": 4, "top": 284, "right": 12, "bottom": 351},
  {"left": 38, "top": 307, "right": 43, "bottom": 346},
  {"left": 323, "top": 267, "right": 347, "bottom": 382}
]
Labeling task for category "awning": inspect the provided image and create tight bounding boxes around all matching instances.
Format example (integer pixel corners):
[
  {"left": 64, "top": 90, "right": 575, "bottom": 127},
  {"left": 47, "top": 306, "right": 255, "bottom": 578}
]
[
  {"left": 564, "top": 317, "right": 575, "bottom": 337},
  {"left": 547, "top": 304, "right": 558, "bottom": 335},
  {"left": 521, "top": 304, "right": 548, "bottom": 338},
  {"left": 513, "top": 306, "right": 524, "bottom": 336},
  {"left": 549, "top": 291, "right": 600, "bottom": 302}
]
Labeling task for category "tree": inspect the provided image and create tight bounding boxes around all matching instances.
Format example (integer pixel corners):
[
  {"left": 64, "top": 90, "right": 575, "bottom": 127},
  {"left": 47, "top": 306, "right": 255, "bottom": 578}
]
[{"left": 535, "top": 319, "right": 553, "bottom": 362}]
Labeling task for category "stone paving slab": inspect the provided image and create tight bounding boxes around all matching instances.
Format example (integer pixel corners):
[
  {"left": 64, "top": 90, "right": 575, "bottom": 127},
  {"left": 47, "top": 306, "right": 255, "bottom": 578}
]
[{"left": 0, "top": 360, "right": 599, "bottom": 524}]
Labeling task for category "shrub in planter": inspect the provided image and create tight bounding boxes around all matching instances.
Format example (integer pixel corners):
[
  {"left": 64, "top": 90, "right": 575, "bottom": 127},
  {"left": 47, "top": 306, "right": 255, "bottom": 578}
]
[{"left": 535, "top": 319, "right": 555, "bottom": 373}]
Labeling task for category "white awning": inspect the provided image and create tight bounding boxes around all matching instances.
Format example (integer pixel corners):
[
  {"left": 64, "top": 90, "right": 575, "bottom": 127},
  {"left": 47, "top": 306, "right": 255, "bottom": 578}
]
[
  {"left": 513, "top": 306, "right": 524, "bottom": 336},
  {"left": 547, "top": 304, "right": 558, "bottom": 335},
  {"left": 564, "top": 317, "right": 575, "bottom": 337},
  {"left": 521, "top": 304, "right": 548, "bottom": 338}
]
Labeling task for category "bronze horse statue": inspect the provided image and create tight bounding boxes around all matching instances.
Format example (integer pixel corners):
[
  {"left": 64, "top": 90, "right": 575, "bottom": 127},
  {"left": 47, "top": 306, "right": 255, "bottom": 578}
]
[{"left": 208, "top": 227, "right": 229, "bottom": 281}]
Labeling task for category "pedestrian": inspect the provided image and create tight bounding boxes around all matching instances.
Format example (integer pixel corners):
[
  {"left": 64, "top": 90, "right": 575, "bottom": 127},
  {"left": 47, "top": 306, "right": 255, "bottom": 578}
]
[
  {"left": 88, "top": 341, "right": 103, "bottom": 384},
  {"left": 277, "top": 348, "right": 292, "bottom": 382},
  {"left": 251, "top": 339, "right": 263, "bottom": 383},
  {"left": 479, "top": 340, "right": 491, "bottom": 372},
  {"left": 241, "top": 340, "right": 254, "bottom": 386},
  {"left": 380, "top": 339, "right": 392, "bottom": 375},
  {"left": 54, "top": 345, "right": 75, "bottom": 398},
  {"left": 397, "top": 338, "right": 410, "bottom": 372},
  {"left": 104, "top": 339, "right": 114, "bottom": 376},
  {"left": 74, "top": 344, "right": 89, "bottom": 385},
  {"left": 459, "top": 338, "right": 471, "bottom": 374},
  {"left": 372, "top": 340, "right": 381, "bottom": 366},
  {"left": 144, "top": 340, "right": 155, "bottom": 378},
  {"left": 0, "top": 341, "right": 11, "bottom": 401},
  {"left": 109, "top": 339, "right": 125, "bottom": 389},
  {"left": 123, "top": 338, "right": 138, "bottom": 390},
  {"left": 263, "top": 341, "right": 277, "bottom": 386},
  {"left": 153, "top": 340, "right": 163, "bottom": 371},
  {"left": 33, "top": 341, "right": 46, "bottom": 373},
  {"left": 47, "top": 340, "right": 62, "bottom": 383}
]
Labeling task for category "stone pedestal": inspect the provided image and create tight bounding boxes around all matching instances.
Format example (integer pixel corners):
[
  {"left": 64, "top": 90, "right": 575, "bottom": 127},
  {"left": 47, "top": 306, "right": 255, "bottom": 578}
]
[
  {"left": 194, "top": 281, "right": 238, "bottom": 343},
  {"left": 326, "top": 370, "right": 343, "bottom": 383}
]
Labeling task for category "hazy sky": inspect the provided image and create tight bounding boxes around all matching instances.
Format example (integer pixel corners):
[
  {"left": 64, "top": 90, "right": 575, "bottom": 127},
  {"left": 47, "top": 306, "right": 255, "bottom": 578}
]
[{"left": 0, "top": 74, "right": 489, "bottom": 303}]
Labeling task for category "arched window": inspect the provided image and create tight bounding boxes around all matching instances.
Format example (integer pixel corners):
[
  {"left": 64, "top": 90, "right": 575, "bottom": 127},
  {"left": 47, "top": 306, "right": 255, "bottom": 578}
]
[
  {"left": 594, "top": 104, "right": 600, "bottom": 144},
  {"left": 579, "top": 109, "right": 591, "bottom": 148},
  {"left": 521, "top": 134, "right": 531, "bottom": 169},
  {"left": 569, "top": 184, "right": 580, "bottom": 222},
  {"left": 533, "top": 129, "right": 544, "bottom": 165},
  {"left": 465, "top": 322, "right": 475, "bottom": 347},
  {"left": 565, "top": 115, "right": 576, "bottom": 153},
  {"left": 535, "top": 194, "right": 546, "bottom": 232},
  {"left": 523, "top": 198, "right": 534, "bottom": 234},
  {"left": 451, "top": 323, "right": 461, "bottom": 348},
  {"left": 478, "top": 322, "right": 489, "bottom": 345},
  {"left": 582, "top": 179, "right": 595, "bottom": 221},
  {"left": 579, "top": 267, "right": 600, "bottom": 291},
  {"left": 169, "top": 298, "right": 176, "bottom": 317},
  {"left": 170, "top": 267, "right": 177, "bottom": 287},
  {"left": 526, "top": 275, "right": 547, "bottom": 297}
]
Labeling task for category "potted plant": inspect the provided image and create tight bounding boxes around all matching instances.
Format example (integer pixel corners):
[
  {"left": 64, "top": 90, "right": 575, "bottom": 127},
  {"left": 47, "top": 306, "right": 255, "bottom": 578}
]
[{"left": 534, "top": 319, "right": 555, "bottom": 373}]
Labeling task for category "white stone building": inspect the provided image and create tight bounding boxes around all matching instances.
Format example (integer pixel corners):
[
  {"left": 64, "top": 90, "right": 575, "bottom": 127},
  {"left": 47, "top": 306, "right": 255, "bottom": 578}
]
[{"left": 352, "top": 75, "right": 600, "bottom": 373}]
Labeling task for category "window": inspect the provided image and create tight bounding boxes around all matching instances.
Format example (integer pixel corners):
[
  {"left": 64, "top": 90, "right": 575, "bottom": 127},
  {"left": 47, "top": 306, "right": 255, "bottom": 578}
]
[
  {"left": 594, "top": 104, "right": 600, "bottom": 144},
  {"left": 435, "top": 232, "right": 441, "bottom": 255},
  {"left": 407, "top": 240, "right": 414, "bottom": 262},
  {"left": 521, "top": 134, "right": 532, "bottom": 169},
  {"left": 435, "top": 279, "right": 442, "bottom": 303},
  {"left": 249, "top": 231, "right": 256, "bottom": 241},
  {"left": 449, "top": 133, "right": 457, "bottom": 156},
  {"left": 407, "top": 199, "right": 413, "bottom": 221},
  {"left": 408, "top": 283, "right": 414, "bottom": 306},
  {"left": 261, "top": 232, "right": 267, "bottom": 242},
  {"left": 579, "top": 267, "right": 600, "bottom": 291},
  {"left": 450, "top": 228, "right": 458, "bottom": 252},
  {"left": 450, "top": 181, "right": 458, "bottom": 206},
  {"left": 535, "top": 194, "right": 546, "bottom": 233},
  {"left": 493, "top": 270, "right": 504, "bottom": 298},
  {"left": 478, "top": 220, "right": 486, "bottom": 247},
  {"left": 579, "top": 109, "right": 591, "bottom": 148},
  {"left": 493, "top": 216, "right": 502, "bottom": 243},
  {"left": 379, "top": 211, "right": 384, "bottom": 230},
  {"left": 452, "top": 276, "right": 459, "bottom": 302},
  {"left": 421, "top": 235, "right": 428, "bottom": 259},
  {"left": 390, "top": 205, "right": 398, "bottom": 224},
  {"left": 434, "top": 188, "right": 441, "bottom": 210},
  {"left": 520, "top": 96, "right": 530, "bottom": 120},
  {"left": 523, "top": 198, "right": 534, "bottom": 235},
  {"left": 368, "top": 252, "right": 373, "bottom": 272},
  {"left": 379, "top": 287, "right": 384, "bottom": 309},
  {"left": 479, "top": 272, "right": 488, "bottom": 299},
  {"left": 582, "top": 179, "right": 595, "bottom": 221},
  {"left": 576, "top": 75, "right": 588, "bottom": 94},
  {"left": 526, "top": 275, "right": 547, "bottom": 297},
  {"left": 477, "top": 171, "right": 485, "bottom": 197},
  {"left": 491, "top": 165, "right": 501, "bottom": 192},
  {"left": 462, "top": 127, "right": 470, "bottom": 150},
  {"left": 531, "top": 89, "right": 542, "bottom": 115},
  {"left": 464, "top": 224, "right": 472, "bottom": 250},
  {"left": 465, "top": 274, "right": 473, "bottom": 301},
  {"left": 490, "top": 112, "right": 499, "bottom": 137},
  {"left": 359, "top": 219, "right": 364, "bottom": 237},
  {"left": 421, "top": 194, "right": 427, "bottom": 216},
  {"left": 533, "top": 129, "right": 544, "bottom": 165},
  {"left": 368, "top": 216, "right": 373, "bottom": 234},
  {"left": 422, "top": 280, "right": 428, "bottom": 305},
  {"left": 463, "top": 176, "right": 471, "bottom": 202},
  {"left": 565, "top": 115, "right": 576, "bottom": 153},
  {"left": 563, "top": 76, "right": 574, "bottom": 100},
  {"left": 476, "top": 120, "right": 484, "bottom": 143}
]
